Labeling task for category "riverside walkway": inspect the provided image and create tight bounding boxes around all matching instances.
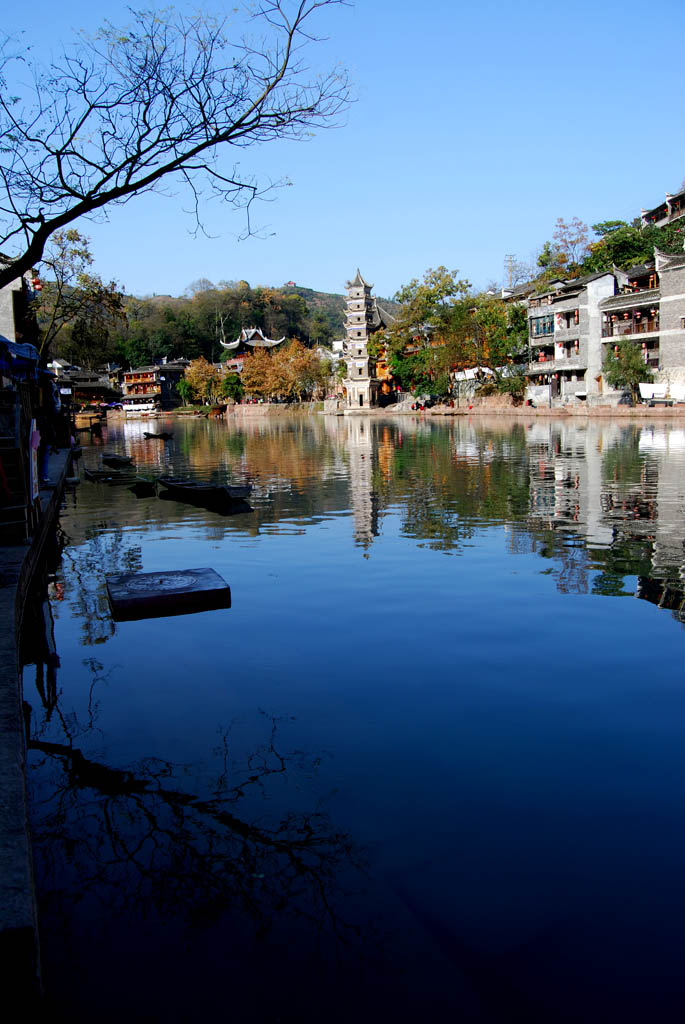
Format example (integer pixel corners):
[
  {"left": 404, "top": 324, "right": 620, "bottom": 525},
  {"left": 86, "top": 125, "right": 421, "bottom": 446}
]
[{"left": 0, "top": 448, "right": 70, "bottom": 996}]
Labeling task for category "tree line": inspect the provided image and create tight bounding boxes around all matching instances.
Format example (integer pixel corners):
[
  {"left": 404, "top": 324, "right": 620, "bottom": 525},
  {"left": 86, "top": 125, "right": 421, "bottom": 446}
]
[
  {"left": 178, "top": 343, "right": 331, "bottom": 405},
  {"left": 32, "top": 231, "right": 344, "bottom": 370},
  {"left": 370, "top": 267, "right": 530, "bottom": 400}
]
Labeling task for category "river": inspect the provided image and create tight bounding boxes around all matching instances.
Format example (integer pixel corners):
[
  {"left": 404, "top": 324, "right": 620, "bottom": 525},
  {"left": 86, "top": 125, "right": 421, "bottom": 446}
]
[{"left": 23, "top": 413, "right": 685, "bottom": 1022}]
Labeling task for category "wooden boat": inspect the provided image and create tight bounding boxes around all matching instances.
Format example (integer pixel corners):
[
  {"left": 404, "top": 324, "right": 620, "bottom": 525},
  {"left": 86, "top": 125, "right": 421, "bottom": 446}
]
[
  {"left": 158, "top": 476, "right": 252, "bottom": 502},
  {"left": 84, "top": 467, "right": 126, "bottom": 483},
  {"left": 102, "top": 453, "right": 134, "bottom": 468},
  {"left": 129, "top": 479, "right": 158, "bottom": 497},
  {"left": 143, "top": 430, "right": 173, "bottom": 440}
]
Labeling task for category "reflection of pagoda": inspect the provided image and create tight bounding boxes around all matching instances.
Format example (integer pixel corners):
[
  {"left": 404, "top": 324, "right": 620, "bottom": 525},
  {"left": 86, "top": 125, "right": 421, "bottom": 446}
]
[
  {"left": 220, "top": 327, "right": 286, "bottom": 372},
  {"left": 345, "top": 417, "right": 379, "bottom": 548},
  {"left": 342, "top": 270, "right": 394, "bottom": 410}
]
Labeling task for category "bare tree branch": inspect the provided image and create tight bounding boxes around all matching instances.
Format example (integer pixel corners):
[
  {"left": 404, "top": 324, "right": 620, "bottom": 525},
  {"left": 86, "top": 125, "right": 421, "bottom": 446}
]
[{"left": 0, "top": 1, "right": 351, "bottom": 288}]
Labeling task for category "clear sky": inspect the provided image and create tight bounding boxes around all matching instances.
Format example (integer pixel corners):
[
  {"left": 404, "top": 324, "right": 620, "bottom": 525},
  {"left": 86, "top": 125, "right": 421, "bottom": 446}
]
[{"left": 8, "top": 0, "right": 685, "bottom": 299}]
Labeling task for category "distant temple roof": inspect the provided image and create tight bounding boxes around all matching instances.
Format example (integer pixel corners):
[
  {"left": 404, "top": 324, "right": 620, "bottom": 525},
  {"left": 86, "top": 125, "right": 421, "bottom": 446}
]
[
  {"left": 370, "top": 298, "right": 395, "bottom": 329},
  {"left": 220, "top": 327, "right": 286, "bottom": 351},
  {"left": 346, "top": 269, "right": 373, "bottom": 291}
]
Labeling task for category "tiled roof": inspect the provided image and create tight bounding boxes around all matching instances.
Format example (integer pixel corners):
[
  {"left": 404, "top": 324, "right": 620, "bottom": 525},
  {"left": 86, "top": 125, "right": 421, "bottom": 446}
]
[
  {"left": 346, "top": 268, "right": 372, "bottom": 290},
  {"left": 220, "top": 327, "right": 286, "bottom": 350},
  {"left": 599, "top": 290, "right": 661, "bottom": 310}
]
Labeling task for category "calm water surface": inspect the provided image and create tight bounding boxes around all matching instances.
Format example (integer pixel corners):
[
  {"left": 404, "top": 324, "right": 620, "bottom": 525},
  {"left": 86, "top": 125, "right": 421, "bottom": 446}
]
[{"left": 24, "top": 414, "right": 685, "bottom": 1022}]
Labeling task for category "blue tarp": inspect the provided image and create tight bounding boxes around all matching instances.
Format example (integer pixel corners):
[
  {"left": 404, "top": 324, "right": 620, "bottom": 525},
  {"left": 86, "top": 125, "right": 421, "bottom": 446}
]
[{"left": 0, "top": 339, "right": 40, "bottom": 379}]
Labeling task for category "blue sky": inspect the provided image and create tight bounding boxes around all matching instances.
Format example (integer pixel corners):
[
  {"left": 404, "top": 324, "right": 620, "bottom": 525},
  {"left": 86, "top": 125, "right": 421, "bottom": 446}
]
[{"left": 9, "top": 0, "right": 685, "bottom": 299}]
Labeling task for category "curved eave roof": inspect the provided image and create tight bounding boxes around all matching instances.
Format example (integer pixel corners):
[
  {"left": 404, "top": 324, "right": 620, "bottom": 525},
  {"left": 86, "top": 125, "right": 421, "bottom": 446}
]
[
  {"left": 247, "top": 336, "right": 286, "bottom": 348},
  {"left": 346, "top": 268, "right": 373, "bottom": 290}
]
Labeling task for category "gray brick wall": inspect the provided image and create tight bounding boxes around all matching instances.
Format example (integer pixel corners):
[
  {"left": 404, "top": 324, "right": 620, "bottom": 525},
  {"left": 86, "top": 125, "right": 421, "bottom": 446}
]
[
  {"left": 0, "top": 282, "right": 20, "bottom": 344},
  {"left": 657, "top": 264, "right": 685, "bottom": 377}
]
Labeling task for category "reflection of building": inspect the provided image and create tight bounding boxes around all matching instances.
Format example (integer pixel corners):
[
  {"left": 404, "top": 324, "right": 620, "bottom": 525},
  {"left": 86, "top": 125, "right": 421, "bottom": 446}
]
[
  {"left": 524, "top": 422, "right": 616, "bottom": 548},
  {"left": 344, "top": 417, "right": 378, "bottom": 547},
  {"left": 342, "top": 270, "right": 395, "bottom": 410}
]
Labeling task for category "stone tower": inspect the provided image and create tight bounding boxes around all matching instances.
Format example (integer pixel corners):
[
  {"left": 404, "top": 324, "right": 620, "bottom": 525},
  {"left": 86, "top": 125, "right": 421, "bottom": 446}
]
[{"left": 343, "top": 269, "right": 380, "bottom": 409}]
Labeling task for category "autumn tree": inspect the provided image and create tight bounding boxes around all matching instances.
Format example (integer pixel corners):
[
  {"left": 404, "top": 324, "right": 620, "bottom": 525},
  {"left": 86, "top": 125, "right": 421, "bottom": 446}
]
[
  {"left": 183, "top": 357, "right": 222, "bottom": 404},
  {"left": 240, "top": 348, "right": 273, "bottom": 399},
  {"left": 553, "top": 217, "right": 591, "bottom": 269},
  {"left": 282, "top": 339, "right": 329, "bottom": 399},
  {"left": 535, "top": 217, "right": 590, "bottom": 280},
  {"left": 0, "top": 2, "right": 350, "bottom": 288},
  {"left": 34, "top": 229, "right": 125, "bottom": 361},
  {"left": 239, "top": 341, "right": 328, "bottom": 400}
]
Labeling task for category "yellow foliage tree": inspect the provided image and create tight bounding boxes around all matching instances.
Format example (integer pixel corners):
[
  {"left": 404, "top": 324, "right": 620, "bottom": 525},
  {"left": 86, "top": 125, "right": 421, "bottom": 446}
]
[
  {"left": 239, "top": 341, "right": 330, "bottom": 401},
  {"left": 240, "top": 348, "right": 273, "bottom": 399},
  {"left": 183, "top": 357, "right": 221, "bottom": 404}
]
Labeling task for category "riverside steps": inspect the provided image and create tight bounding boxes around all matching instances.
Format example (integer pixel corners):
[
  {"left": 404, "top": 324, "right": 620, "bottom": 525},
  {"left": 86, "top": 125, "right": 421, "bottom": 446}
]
[{"left": 0, "top": 448, "right": 71, "bottom": 997}]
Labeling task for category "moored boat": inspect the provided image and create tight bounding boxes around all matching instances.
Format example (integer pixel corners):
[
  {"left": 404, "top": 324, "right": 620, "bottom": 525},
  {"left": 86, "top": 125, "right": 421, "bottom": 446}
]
[
  {"left": 84, "top": 467, "right": 127, "bottom": 483},
  {"left": 102, "top": 453, "right": 134, "bottom": 468},
  {"left": 158, "top": 476, "right": 252, "bottom": 501}
]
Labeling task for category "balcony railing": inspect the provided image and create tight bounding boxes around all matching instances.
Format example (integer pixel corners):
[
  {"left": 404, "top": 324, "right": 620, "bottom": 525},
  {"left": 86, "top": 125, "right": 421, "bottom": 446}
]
[
  {"left": 529, "top": 354, "right": 583, "bottom": 370},
  {"left": 602, "top": 319, "right": 659, "bottom": 338}
]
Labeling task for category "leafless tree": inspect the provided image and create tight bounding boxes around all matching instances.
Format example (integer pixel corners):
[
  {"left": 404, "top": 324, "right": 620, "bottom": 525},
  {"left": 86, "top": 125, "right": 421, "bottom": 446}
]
[{"left": 0, "top": 1, "right": 351, "bottom": 288}]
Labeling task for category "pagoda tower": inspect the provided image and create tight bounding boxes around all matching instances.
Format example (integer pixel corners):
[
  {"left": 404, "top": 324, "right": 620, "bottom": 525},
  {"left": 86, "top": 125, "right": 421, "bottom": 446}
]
[{"left": 342, "top": 269, "right": 381, "bottom": 409}]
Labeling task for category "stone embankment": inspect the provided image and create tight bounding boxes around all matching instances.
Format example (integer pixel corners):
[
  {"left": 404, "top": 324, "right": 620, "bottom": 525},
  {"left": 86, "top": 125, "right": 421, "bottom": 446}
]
[
  {"left": 0, "top": 449, "right": 71, "bottom": 998},
  {"left": 322, "top": 395, "right": 685, "bottom": 418}
]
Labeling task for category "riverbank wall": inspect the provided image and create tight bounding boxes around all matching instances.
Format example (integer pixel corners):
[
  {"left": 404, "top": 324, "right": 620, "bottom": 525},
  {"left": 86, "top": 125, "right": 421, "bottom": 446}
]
[
  {"left": 168, "top": 399, "right": 685, "bottom": 420},
  {"left": 328, "top": 393, "right": 685, "bottom": 418},
  {"left": 0, "top": 448, "right": 71, "bottom": 997}
]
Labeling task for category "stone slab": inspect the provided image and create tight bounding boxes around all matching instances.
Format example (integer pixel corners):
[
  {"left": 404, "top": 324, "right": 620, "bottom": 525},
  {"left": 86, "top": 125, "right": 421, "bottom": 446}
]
[{"left": 106, "top": 567, "right": 231, "bottom": 621}]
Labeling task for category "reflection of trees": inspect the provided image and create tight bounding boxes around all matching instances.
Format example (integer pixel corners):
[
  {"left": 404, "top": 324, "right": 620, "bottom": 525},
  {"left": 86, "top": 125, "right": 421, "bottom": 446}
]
[
  {"left": 73, "top": 416, "right": 685, "bottom": 623},
  {"left": 28, "top": 706, "right": 365, "bottom": 944},
  {"left": 374, "top": 425, "right": 530, "bottom": 552},
  {"left": 57, "top": 525, "right": 142, "bottom": 646},
  {"left": 602, "top": 426, "right": 650, "bottom": 492}
]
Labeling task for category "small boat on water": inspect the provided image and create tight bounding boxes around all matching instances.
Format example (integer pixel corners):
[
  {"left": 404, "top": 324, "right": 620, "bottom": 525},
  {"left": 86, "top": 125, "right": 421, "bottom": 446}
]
[
  {"left": 102, "top": 453, "right": 135, "bottom": 468},
  {"left": 158, "top": 476, "right": 252, "bottom": 502},
  {"left": 143, "top": 431, "right": 173, "bottom": 440},
  {"left": 84, "top": 467, "right": 127, "bottom": 483},
  {"left": 129, "top": 479, "right": 158, "bottom": 497}
]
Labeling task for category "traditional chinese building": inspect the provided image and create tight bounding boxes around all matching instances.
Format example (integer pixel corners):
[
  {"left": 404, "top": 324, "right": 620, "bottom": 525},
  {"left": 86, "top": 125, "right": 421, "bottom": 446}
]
[
  {"left": 342, "top": 270, "right": 395, "bottom": 409},
  {"left": 121, "top": 358, "right": 189, "bottom": 413},
  {"left": 219, "top": 327, "right": 285, "bottom": 373}
]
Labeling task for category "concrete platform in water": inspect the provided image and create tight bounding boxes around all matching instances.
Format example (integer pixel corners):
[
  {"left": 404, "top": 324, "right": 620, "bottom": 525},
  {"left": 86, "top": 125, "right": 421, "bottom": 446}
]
[{"left": 106, "top": 567, "right": 231, "bottom": 621}]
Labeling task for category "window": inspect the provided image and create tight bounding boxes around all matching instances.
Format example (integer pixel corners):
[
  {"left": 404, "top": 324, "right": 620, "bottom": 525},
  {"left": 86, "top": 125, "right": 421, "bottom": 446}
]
[{"left": 530, "top": 315, "right": 554, "bottom": 338}]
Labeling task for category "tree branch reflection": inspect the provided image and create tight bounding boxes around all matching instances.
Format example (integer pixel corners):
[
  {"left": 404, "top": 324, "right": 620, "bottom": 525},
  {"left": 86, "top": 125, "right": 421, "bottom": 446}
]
[{"left": 28, "top": 708, "right": 366, "bottom": 945}]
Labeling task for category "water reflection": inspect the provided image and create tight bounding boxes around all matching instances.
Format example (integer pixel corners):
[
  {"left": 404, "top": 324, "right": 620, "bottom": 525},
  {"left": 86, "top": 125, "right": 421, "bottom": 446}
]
[
  {"left": 66, "top": 414, "right": 685, "bottom": 625},
  {"left": 25, "top": 413, "right": 685, "bottom": 1021}
]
